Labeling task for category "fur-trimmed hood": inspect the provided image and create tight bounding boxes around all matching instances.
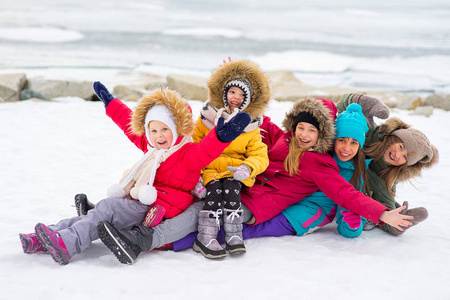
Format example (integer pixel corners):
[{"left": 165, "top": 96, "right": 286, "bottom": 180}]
[
  {"left": 282, "top": 97, "right": 336, "bottom": 154},
  {"left": 374, "top": 117, "right": 439, "bottom": 182},
  {"left": 207, "top": 60, "right": 271, "bottom": 119},
  {"left": 131, "top": 88, "right": 194, "bottom": 138}
]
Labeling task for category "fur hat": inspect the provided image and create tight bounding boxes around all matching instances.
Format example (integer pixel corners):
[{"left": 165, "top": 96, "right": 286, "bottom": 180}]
[
  {"left": 376, "top": 117, "right": 439, "bottom": 182},
  {"left": 392, "top": 128, "right": 433, "bottom": 166},
  {"left": 132, "top": 88, "right": 194, "bottom": 139},
  {"left": 208, "top": 60, "right": 271, "bottom": 119},
  {"left": 282, "top": 97, "right": 336, "bottom": 154},
  {"left": 335, "top": 103, "right": 368, "bottom": 148}
]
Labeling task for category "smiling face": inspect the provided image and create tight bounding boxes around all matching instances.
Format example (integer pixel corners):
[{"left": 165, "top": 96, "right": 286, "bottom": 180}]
[
  {"left": 226, "top": 86, "right": 245, "bottom": 110},
  {"left": 148, "top": 120, "right": 173, "bottom": 150},
  {"left": 334, "top": 137, "right": 359, "bottom": 161},
  {"left": 384, "top": 142, "right": 408, "bottom": 166},
  {"left": 295, "top": 122, "right": 319, "bottom": 149}
]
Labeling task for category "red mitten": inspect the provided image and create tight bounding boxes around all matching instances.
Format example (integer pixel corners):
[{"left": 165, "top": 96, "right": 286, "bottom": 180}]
[{"left": 341, "top": 209, "right": 362, "bottom": 229}]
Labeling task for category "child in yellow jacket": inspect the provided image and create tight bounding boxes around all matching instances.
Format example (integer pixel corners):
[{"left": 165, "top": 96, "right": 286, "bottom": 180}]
[{"left": 193, "top": 60, "right": 271, "bottom": 259}]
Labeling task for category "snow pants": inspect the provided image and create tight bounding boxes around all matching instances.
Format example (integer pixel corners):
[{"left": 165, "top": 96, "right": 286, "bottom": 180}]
[{"left": 48, "top": 197, "right": 149, "bottom": 257}]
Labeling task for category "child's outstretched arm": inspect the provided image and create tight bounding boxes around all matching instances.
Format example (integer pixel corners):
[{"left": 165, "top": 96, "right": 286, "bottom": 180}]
[{"left": 379, "top": 205, "right": 413, "bottom": 231}]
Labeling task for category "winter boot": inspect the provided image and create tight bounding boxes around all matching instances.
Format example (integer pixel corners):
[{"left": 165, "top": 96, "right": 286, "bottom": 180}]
[
  {"left": 19, "top": 233, "right": 46, "bottom": 254},
  {"left": 193, "top": 210, "right": 226, "bottom": 259},
  {"left": 97, "top": 221, "right": 150, "bottom": 265},
  {"left": 75, "top": 193, "right": 95, "bottom": 216},
  {"left": 389, "top": 201, "right": 429, "bottom": 235},
  {"left": 142, "top": 204, "right": 165, "bottom": 228},
  {"left": 35, "top": 223, "right": 71, "bottom": 265},
  {"left": 223, "top": 208, "right": 246, "bottom": 255}
]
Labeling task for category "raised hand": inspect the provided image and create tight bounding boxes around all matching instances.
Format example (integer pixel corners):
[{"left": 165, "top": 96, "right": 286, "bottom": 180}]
[
  {"left": 93, "top": 81, "right": 114, "bottom": 108},
  {"left": 352, "top": 93, "right": 390, "bottom": 129},
  {"left": 227, "top": 164, "right": 251, "bottom": 181},
  {"left": 215, "top": 112, "right": 251, "bottom": 143}
]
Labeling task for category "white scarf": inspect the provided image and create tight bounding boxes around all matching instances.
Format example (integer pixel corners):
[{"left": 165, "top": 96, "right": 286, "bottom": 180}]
[{"left": 107, "top": 135, "right": 192, "bottom": 205}]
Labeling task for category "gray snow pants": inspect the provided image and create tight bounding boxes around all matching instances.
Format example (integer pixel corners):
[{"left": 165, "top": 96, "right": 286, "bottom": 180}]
[
  {"left": 48, "top": 197, "right": 149, "bottom": 257},
  {"left": 147, "top": 201, "right": 254, "bottom": 251}
]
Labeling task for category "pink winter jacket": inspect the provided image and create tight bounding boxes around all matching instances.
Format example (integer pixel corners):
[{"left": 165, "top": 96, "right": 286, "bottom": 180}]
[
  {"left": 106, "top": 98, "right": 231, "bottom": 219},
  {"left": 242, "top": 120, "right": 388, "bottom": 225}
]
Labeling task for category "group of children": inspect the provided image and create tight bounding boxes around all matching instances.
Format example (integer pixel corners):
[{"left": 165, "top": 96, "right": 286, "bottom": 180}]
[{"left": 19, "top": 59, "right": 438, "bottom": 265}]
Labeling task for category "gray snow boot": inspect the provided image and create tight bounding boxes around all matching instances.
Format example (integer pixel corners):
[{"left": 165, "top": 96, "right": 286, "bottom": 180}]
[
  {"left": 224, "top": 208, "right": 246, "bottom": 256},
  {"left": 74, "top": 193, "right": 95, "bottom": 216},
  {"left": 389, "top": 201, "right": 429, "bottom": 235},
  {"left": 97, "top": 221, "right": 153, "bottom": 265},
  {"left": 193, "top": 210, "right": 226, "bottom": 259}
]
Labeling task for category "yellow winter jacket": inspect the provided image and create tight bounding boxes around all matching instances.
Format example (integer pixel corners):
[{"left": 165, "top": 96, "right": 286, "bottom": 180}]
[{"left": 194, "top": 117, "right": 269, "bottom": 187}]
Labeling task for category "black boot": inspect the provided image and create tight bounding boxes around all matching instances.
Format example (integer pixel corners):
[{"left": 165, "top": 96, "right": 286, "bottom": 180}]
[
  {"left": 97, "top": 221, "right": 147, "bottom": 265},
  {"left": 74, "top": 193, "right": 95, "bottom": 216}
]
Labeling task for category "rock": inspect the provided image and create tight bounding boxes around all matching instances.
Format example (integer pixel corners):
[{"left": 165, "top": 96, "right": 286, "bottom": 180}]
[
  {"left": 167, "top": 73, "right": 208, "bottom": 101},
  {"left": 424, "top": 94, "right": 450, "bottom": 111},
  {"left": 0, "top": 73, "right": 26, "bottom": 101},
  {"left": 409, "top": 106, "right": 433, "bottom": 117},
  {"left": 20, "top": 89, "right": 48, "bottom": 100},
  {"left": 27, "top": 77, "right": 94, "bottom": 100},
  {"left": 396, "top": 94, "right": 423, "bottom": 110},
  {"left": 267, "top": 70, "right": 358, "bottom": 102}
]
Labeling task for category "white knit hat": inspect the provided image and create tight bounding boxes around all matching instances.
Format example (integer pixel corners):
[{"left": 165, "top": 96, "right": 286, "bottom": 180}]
[{"left": 144, "top": 104, "right": 178, "bottom": 148}]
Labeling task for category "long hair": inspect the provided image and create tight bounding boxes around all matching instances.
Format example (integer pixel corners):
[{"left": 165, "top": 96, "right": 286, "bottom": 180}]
[
  {"left": 284, "top": 132, "right": 309, "bottom": 176},
  {"left": 350, "top": 148, "right": 370, "bottom": 196},
  {"left": 364, "top": 135, "right": 406, "bottom": 196}
]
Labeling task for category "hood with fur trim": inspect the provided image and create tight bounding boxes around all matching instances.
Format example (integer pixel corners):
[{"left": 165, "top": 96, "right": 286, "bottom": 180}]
[
  {"left": 131, "top": 88, "right": 194, "bottom": 138},
  {"left": 282, "top": 97, "right": 336, "bottom": 154},
  {"left": 371, "top": 117, "right": 439, "bottom": 182},
  {"left": 207, "top": 60, "right": 271, "bottom": 119}
]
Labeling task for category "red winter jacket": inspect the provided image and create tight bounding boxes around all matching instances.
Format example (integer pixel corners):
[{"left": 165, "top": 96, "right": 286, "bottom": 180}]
[
  {"left": 106, "top": 99, "right": 231, "bottom": 218},
  {"left": 242, "top": 121, "right": 388, "bottom": 225}
]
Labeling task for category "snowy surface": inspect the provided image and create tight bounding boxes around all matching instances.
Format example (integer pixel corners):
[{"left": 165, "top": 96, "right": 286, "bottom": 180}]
[
  {"left": 1, "top": 97, "right": 449, "bottom": 300},
  {"left": 1, "top": 0, "right": 450, "bottom": 299}
]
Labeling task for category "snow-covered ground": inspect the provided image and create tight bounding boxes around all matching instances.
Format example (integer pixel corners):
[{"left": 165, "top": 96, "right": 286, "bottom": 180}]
[{"left": 1, "top": 96, "right": 449, "bottom": 300}]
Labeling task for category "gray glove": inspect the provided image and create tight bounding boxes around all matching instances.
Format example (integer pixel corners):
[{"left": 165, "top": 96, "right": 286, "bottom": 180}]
[
  {"left": 352, "top": 94, "right": 390, "bottom": 129},
  {"left": 227, "top": 164, "right": 251, "bottom": 181}
]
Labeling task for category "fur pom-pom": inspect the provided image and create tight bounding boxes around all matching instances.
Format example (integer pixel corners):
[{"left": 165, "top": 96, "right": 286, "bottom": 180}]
[
  {"left": 107, "top": 183, "right": 127, "bottom": 199},
  {"left": 138, "top": 185, "right": 158, "bottom": 205}
]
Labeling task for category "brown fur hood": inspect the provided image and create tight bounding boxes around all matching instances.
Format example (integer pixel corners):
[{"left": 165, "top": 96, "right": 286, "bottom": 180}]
[
  {"left": 378, "top": 117, "right": 439, "bottom": 182},
  {"left": 131, "top": 88, "right": 194, "bottom": 137},
  {"left": 282, "top": 98, "right": 336, "bottom": 154},
  {"left": 207, "top": 60, "right": 271, "bottom": 119}
]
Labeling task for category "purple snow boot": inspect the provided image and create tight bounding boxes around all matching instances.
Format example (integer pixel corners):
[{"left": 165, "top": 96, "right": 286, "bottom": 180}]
[
  {"left": 19, "top": 233, "right": 46, "bottom": 254},
  {"left": 35, "top": 223, "right": 71, "bottom": 265}
]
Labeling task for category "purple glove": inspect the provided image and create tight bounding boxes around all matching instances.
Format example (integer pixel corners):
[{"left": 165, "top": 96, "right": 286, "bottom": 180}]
[
  {"left": 341, "top": 209, "right": 362, "bottom": 229},
  {"left": 352, "top": 93, "right": 390, "bottom": 129}
]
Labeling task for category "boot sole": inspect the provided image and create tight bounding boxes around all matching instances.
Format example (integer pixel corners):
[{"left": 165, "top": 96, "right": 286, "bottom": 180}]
[
  {"left": 35, "top": 224, "right": 70, "bottom": 265},
  {"left": 193, "top": 240, "right": 226, "bottom": 259},
  {"left": 226, "top": 244, "right": 246, "bottom": 256},
  {"left": 97, "top": 221, "right": 136, "bottom": 265}
]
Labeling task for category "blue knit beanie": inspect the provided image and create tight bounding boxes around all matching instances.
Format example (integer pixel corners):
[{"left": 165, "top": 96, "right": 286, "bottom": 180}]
[{"left": 335, "top": 103, "right": 368, "bottom": 148}]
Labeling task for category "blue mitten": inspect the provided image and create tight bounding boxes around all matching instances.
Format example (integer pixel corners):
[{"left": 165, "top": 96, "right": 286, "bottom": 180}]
[
  {"left": 216, "top": 112, "right": 251, "bottom": 143},
  {"left": 93, "top": 81, "right": 114, "bottom": 108}
]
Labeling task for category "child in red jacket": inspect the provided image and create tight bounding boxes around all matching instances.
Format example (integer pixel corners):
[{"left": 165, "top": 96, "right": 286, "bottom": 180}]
[{"left": 19, "top": 86, "right": 251, "bottom": 265}]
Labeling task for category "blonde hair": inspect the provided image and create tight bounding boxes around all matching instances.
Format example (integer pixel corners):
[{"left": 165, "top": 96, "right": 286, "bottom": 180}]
[
  {"left": 364, "top": 135, "right": 406, "bottom": 196},
  {"left": 283, "top": 132, "right": 309, "bottom": 176}
]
